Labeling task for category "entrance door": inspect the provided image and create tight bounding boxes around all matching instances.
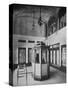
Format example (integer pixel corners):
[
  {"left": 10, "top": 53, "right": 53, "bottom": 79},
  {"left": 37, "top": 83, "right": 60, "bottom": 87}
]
[
  {"left": 17, "top": 48, "right": 27, "bottom": 86},
  {"left": 18, "top": 48, "right": 26, "bottom": 66}
]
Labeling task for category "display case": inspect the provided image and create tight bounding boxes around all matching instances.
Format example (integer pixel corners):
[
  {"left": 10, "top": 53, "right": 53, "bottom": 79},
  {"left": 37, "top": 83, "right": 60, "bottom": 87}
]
[{"left": 32, "top": 42, "right": 50, "bottom": 80}]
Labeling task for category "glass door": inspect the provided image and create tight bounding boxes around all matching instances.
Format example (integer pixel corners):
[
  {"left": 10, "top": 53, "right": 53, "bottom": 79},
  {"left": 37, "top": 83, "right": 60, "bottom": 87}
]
[
  {"left": 18, "top": 48, "right": 26, "bottom": 69},
  {"left": 18, "top": 48, "right": 27, "bottom": 85}
]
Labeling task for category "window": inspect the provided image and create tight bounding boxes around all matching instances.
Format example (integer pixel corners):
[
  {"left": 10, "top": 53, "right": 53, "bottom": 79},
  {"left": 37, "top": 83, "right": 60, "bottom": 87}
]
[
  {"left": 18, "top": 48, "right": 26, "bottom": 69},
  {"left": 50, "top": 50, "right": 53, "bottom": 64},
  {"left": 56, "top": 49, "right": 60, "bottom": 66},
  {"left": 28, "top": 48, "right": 32, "bottom": 66},
  {"left": 61, "top": 45, "right": 66, "bottom": 67},
  {"left": 55, "top": 50, "right": 57, "bottom": 65},
  {"left": 35, "top": 53, "right": 39, "bottom": 63},
  {"left": 42, "top": 50, "right": 47, "bottom": 64},
  {"left": 49, "top": 43, "right": 60, "bottom": 66},
  {"left": 18, "top": 40, "right": 26, "bottom": 43},
  {"left": 28, "top": 40, "right": 35, "bottom": 43}
]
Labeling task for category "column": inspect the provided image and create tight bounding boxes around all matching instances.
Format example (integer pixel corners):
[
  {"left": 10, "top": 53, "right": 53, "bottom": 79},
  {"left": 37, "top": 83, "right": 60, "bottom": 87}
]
[
  {"left": 26, "top": 40, "right": 28, "bottom": 63},
  {"left": 26, "top": 47, "right": 28, "bottom": 63},
  {"left": 59, "top": 44, "right": 62, "bottom": 66}
]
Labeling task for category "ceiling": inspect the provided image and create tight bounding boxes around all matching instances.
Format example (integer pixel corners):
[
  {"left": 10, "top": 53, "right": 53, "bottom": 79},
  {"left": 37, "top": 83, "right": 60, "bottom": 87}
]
[{"left": 13, "top": 4, "right": 60, "bottom": 22}]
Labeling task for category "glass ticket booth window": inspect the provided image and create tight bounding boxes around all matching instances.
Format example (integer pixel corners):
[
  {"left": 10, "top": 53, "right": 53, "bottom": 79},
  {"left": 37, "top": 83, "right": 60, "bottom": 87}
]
[{"left": 32, "top": 42, "right": 50, "bottom": 81}]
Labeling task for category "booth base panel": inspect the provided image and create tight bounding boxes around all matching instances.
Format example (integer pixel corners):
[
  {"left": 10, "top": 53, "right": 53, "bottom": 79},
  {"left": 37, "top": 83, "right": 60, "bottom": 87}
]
[{"left": 32, "top": 75, "right": 49, "bottom": 81}]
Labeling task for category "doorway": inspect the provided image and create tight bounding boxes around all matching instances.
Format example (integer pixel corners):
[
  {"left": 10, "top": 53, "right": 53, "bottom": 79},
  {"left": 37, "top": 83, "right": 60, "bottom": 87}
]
[{"left": 17, "top": 48, "right": 27, "bottom": 85}]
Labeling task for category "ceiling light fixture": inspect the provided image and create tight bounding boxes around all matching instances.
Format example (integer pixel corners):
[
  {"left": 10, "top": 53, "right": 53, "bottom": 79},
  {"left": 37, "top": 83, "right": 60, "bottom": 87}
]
[{"left": 38, "top": 7, "right": 43, "bottom": 26}]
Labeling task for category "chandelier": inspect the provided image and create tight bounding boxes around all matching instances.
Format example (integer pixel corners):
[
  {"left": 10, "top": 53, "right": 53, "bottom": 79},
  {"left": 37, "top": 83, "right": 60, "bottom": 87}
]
[{"left": 38, "top": 7, "right": 43, "bottom": 26}]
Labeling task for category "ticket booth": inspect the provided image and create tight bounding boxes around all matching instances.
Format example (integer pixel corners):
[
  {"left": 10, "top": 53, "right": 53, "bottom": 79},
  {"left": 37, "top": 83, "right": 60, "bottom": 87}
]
[{"left": 32, "top": 42, "right": 50, "bottom": 80}]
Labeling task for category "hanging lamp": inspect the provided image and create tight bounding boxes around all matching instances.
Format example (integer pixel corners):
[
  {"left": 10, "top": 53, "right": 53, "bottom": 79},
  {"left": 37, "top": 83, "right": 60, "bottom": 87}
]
[{"left": 38, "top": 7, "right": 43, "bottom": 26}]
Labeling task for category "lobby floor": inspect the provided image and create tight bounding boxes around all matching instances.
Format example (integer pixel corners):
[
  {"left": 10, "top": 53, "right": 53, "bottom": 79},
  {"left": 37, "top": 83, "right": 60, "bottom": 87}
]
[{"left": 17, "top": 66, "right": 66, "bottom": 86}]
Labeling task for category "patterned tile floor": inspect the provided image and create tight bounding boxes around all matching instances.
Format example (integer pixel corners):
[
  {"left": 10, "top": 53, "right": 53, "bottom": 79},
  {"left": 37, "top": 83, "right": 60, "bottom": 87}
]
[{"left": 17, "top": 66, "right": 66, "bottom": 86}]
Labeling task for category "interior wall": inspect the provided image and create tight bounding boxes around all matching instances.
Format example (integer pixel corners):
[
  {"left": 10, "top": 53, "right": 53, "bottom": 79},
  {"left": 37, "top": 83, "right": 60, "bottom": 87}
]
[
  {"left": 13, "top": 35, "right": 45, "bottom": 85},
  {"left": 12, "top": 27, "right": 66, "bottom": 86},
  {"left": 13, "top": 27, "right": 66, "bottom": 65},
  {"left": 45, "top": 27, "right": 66, "bottom": 66},
  {"left": 13, "top": 15, "right": 46, "bottom": 37},
  {"left": 45, "top": 27, "right": 66, "bottom": 45},
  {"left": 13, "top": 35, "right": 45, "bottom": 64}
]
